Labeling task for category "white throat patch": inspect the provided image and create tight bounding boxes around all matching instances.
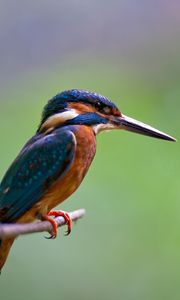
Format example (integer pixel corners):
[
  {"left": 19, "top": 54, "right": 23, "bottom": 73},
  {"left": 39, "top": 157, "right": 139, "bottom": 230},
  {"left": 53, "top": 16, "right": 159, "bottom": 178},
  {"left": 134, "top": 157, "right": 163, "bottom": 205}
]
[{"left": 93, "top": 123, "right": 116, "bottom": 135}]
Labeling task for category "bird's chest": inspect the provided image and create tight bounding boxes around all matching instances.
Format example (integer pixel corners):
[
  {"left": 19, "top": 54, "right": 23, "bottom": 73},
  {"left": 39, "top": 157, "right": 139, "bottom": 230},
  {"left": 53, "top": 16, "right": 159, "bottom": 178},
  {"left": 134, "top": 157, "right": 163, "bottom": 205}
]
[{"left": 43, "top": 126, "right": 96, "bottom": 210}]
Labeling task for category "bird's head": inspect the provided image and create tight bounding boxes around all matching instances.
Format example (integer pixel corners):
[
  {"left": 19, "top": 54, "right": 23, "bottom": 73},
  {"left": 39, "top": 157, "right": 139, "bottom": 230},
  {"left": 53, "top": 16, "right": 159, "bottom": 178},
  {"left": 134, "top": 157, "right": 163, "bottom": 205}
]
[{"left": 38, "top": 89, "right": 176, "bottom": 141}]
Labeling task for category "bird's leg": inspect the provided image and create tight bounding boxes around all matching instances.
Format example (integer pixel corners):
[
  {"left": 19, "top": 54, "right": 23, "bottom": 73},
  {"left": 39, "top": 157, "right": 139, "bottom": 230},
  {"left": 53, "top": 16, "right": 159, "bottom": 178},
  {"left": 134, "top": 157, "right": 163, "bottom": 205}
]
[
  {"left": 43, "top": 210, "right": 72, "bottom": 239},
  {"left": 48, "top": 211, "right": 72, "bottom": 236}
]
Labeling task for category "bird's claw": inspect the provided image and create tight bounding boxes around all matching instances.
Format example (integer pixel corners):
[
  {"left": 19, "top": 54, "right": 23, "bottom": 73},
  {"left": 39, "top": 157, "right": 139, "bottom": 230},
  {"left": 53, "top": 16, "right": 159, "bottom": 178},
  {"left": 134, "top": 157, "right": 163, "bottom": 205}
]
[
  {"left": 44, "top": 234, "right": 56, "bottom": 240},
  {"left": 43, "top": 210, "right": 72, "bottom": 239}
]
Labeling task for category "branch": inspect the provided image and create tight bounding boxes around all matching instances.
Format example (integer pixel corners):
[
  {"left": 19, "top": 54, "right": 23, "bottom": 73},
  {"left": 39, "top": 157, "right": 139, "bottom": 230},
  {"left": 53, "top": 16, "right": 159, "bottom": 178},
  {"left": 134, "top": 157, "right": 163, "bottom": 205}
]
[{"left": 0, "top": 209, "right": 86, "bottom": 239}]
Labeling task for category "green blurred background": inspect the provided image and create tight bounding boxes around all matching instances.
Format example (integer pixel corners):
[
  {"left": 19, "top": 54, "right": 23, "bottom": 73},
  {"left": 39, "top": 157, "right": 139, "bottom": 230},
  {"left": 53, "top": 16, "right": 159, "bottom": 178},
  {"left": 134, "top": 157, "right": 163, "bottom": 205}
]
[{"left": 0, "top": 1, "right": 180, "bottom": 299}]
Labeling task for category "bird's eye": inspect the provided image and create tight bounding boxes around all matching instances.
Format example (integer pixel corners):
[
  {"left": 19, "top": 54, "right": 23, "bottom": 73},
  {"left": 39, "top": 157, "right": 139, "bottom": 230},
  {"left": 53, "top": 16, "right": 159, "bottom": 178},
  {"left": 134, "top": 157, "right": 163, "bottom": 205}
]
[
  {"left": 96, "top": 101, "right": 101, "bottom": 108},
  {"left": 95, "top": 102, "right": 111, "bottom": 114},
  {"left": 95, "top": 101, "right": 103, "bottom": 110}
]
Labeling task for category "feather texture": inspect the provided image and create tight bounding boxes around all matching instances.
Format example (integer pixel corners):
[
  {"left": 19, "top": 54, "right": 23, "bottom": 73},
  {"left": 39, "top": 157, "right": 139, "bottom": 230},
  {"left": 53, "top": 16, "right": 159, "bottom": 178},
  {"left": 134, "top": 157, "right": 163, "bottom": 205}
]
[{"left": 0, "top": 128, "right": 76, "bottom": 222}]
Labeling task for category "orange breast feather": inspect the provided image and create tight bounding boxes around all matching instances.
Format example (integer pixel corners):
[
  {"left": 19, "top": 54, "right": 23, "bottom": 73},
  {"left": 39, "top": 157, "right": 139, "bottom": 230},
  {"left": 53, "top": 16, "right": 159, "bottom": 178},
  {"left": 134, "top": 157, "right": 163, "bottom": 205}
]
[{"left": 18, "top": 126, "right": 96, "bottom": 223}]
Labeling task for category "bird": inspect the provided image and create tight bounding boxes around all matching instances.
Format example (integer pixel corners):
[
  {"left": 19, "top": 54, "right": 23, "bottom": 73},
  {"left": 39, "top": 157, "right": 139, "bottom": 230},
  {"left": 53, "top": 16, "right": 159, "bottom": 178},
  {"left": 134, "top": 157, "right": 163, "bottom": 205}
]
[{"left": 0, "top": 89, "right": 176, "bottom": 271}]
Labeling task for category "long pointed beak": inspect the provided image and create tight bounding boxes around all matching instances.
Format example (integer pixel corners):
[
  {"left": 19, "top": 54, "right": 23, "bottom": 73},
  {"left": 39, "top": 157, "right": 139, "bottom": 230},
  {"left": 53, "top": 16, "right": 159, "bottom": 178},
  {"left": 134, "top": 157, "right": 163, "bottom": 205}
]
[{"left": 115, "top": 114, "right": 176, "bottom": 141}]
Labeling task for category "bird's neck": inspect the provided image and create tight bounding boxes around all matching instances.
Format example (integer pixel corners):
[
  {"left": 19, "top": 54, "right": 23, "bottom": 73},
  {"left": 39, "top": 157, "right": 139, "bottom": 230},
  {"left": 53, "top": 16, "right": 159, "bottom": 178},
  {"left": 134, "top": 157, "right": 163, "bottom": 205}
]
[{"left": 38, "top": 109, "right": 79, "bottom": 134}]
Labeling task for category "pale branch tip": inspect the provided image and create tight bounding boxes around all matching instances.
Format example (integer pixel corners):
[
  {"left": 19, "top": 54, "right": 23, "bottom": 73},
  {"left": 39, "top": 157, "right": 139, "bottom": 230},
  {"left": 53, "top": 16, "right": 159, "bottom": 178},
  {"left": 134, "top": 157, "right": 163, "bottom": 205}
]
[{"left": 0, "top": 209, "right": 86, "bottom": 239}]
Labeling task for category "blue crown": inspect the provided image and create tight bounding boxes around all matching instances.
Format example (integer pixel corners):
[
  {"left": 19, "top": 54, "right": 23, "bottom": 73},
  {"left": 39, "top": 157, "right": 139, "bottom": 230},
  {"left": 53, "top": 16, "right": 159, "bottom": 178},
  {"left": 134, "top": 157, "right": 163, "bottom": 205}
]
[{"left": 41, "top": 89, "right": 117, "bottom": 123}]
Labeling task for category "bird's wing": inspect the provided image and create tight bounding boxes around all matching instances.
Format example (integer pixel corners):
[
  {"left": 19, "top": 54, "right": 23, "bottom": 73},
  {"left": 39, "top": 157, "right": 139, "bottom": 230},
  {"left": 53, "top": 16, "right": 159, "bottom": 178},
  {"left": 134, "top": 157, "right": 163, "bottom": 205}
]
[{"left": 0, "top": 129, "right": 76, "bottom": 222}]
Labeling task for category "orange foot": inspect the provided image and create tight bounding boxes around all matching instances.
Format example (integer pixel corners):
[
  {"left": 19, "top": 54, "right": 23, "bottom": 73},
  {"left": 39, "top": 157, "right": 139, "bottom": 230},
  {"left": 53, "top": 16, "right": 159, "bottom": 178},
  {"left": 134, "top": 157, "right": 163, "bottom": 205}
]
[{"left": 43, "top": 210, "right": 72, "bottom": 239}]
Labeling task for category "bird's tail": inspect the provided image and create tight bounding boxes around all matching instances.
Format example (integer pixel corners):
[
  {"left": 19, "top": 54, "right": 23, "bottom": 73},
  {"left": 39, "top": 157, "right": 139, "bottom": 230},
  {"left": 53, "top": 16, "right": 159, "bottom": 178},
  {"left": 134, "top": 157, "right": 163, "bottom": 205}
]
[{"left": 0, "top": 238, "right": 15, "bottom": 272}]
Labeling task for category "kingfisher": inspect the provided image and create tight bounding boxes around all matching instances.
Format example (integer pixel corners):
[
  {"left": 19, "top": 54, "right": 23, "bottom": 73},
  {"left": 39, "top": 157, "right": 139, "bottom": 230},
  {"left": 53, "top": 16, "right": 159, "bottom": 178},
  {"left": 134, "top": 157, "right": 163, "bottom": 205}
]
[{"left": 0, "top": 89, "right": 176, "bottom": 271}]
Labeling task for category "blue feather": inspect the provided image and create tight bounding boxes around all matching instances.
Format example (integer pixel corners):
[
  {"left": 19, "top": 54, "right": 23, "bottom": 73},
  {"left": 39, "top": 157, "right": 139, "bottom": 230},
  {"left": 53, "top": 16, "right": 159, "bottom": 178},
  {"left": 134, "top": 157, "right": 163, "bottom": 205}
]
[
  {"left": 65, "top": 113, "right": 108, "bottom": 126},
  {"left": 40, "top": 89, "right": 118, "bottom": 127},
  {"left": 0, "top": 128, "right": 76, "bottom": 222}
]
